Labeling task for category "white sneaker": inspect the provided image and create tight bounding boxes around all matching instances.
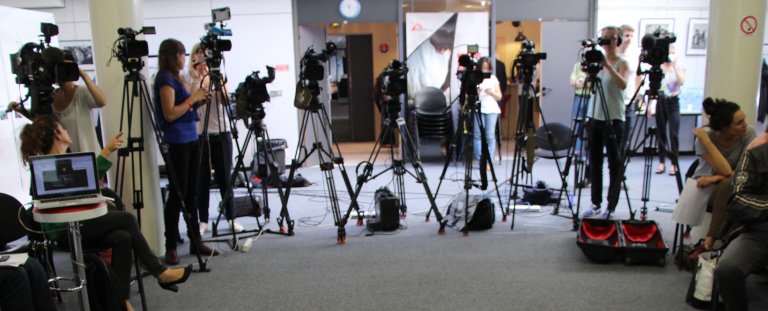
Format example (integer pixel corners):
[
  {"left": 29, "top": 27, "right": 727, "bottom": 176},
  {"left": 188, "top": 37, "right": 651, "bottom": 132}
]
[
  {"left": 232, "top": 220, "right": 245, "bottom": 232},
  {"left": 199, "top": 222, "right": 209, "bottom": 236}
]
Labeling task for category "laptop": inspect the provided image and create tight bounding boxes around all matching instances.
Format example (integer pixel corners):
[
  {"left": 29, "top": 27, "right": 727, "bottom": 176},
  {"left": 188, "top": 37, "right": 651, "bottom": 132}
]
[{"left": 29, "top": 152, "right": 106, "bottom": 209}]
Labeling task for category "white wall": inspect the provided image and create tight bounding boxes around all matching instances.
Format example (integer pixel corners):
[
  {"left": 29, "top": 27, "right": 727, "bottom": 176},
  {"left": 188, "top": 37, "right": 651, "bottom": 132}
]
[
  {"left": 597, "top": 0, "right": 710, "bottom": 113},
  {"left": 0, "top": 6, "right": 55, "bottom": 202},
  {"left": 22, "top": 0, "right": 299, "bottom": 166}
]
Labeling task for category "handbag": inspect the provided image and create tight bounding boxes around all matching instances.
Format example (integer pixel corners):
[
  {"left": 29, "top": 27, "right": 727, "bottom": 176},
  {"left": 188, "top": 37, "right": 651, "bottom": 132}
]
[{"left": 685, "top": 251, "right": 724, "bottom": 310}]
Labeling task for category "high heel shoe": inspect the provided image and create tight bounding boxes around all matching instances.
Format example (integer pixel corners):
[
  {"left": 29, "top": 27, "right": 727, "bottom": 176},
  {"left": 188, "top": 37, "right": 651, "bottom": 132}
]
[{"left": 158, "top": 264, "right": 192, "bottom": 292}]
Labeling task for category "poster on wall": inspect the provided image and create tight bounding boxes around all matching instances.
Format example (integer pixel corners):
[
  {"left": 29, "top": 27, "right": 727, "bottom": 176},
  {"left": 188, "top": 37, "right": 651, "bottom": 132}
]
[
  {"left": 638, "top": 18, "right": 675, "bottom": 46},
  {"left": 405, "top": 12, "right": 490, "bottom": 106},
  {"left": 686, "top": 18, "right": 708, "bottom": 56}
]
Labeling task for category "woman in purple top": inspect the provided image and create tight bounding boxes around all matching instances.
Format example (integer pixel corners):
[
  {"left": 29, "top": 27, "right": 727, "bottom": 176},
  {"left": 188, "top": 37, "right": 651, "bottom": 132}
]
[{"left": 154, "top": 38, "right": 218, "bottom": 265}]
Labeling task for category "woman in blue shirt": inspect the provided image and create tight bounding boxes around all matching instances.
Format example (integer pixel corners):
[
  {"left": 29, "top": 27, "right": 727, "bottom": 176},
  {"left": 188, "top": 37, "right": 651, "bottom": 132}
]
[{"left": 154, "top": 38, "right": 217, "bottom": 265}]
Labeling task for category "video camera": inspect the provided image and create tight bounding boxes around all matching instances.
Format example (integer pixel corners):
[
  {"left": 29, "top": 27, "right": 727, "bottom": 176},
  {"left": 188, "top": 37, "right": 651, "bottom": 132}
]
[
  {"left": 235, "top": 66, "right": 275, "bottom": 120},
  {"left": 639, "top": 30, "right": 677, "bottom": 97},
  {"left": 200, "top": 7, "right": 233, "bottom": 71},
  {"left": 9, "top": 23, "right": 80, "bottom": 117},
  {"left": 381, "top": 60, "right": 408, "bottom": 97},
  {"left": 513, "top": 40, "right": 546, "bottom": 84},
  {"left": 580, "top": 38, "right": 610, "bottom": 76},
  {"left": 456, "top": 44, "right": 489, "bottom": 97},
  {"left": 300, "top": 42, "right": 337, "bottom": 82},
  {"left": 111, "top": 26, "right": 155, "bottom": 73}
]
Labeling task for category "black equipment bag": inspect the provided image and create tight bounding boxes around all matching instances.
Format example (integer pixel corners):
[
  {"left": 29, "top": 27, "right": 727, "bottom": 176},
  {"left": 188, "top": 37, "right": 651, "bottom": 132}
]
[
  {"left": 577, "top": 218, "right": 621, "bottom": 263},
  {"left": 366, "top": 187, "right": 400, "bottom": 231},
  {"left": 223, "top": 193, "right": 262, "bottom": 219},
  {"left": 621, "top": 220, "right": 668, "bottom": 266},
  {"left": 445, "top": 193, "right": 494, "bottom": 231},
  {"left": 522, "top": 180, "right": 557, "bottom": 205},
  {"left": 85, "top": 253, "right": 125, "bottom": 311}
]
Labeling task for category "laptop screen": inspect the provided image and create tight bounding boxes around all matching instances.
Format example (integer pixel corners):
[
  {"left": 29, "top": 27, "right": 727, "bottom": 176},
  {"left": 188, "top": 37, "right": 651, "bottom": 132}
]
[{"left": 29, "top": 153, "right": 100, "bottom": 199}]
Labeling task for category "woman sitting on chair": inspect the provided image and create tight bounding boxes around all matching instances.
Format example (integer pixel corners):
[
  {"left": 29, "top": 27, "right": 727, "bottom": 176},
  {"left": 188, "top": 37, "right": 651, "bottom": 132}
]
[
  {"left": 715, "top": 125, "right": 768, "bottom": 311},
  {"left": 19, "top": 115, "right": 192, "bottom": 311},
  {"left": 673, "top": 98, "right": 755, "bottom": 248}
]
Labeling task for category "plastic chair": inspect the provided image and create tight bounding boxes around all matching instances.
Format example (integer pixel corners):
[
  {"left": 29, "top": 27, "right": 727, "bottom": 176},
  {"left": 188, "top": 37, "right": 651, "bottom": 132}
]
[{"left": 413, "top": 87, "right": 452, "bottom": 161}]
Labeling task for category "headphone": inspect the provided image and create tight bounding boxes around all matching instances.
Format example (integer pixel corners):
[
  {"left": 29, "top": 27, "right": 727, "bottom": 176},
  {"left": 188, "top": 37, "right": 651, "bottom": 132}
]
[{"left": 601, "top": 26, "right": 623, "bottom": 47}]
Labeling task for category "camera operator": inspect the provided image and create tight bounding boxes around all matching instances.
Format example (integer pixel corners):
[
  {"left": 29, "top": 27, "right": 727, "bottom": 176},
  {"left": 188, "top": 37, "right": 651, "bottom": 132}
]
[
  {"left": 182, "top": 43, "right": 243, "bottom": 235},
  {"left": 473, "top": 57, "right": 502, "bottom": 170},
  {"left": 653, "top": 44, "right": 686, "bottom": 176},
  {"left": 154, "top": 39, "right": 218, "bottom": 265},
  {"left": 618, "top": 24, "right": 637, "bottom": 153},
  {"left": 8, "top": 47, "right": 107, "bottom": 154},
  {"left": 582, "top": 26, "right": 631, "bottom": 218}
]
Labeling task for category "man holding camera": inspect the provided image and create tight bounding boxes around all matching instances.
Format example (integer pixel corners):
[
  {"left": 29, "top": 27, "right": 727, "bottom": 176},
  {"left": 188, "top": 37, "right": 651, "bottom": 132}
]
[{"left": 582, "top": 26, "right": 631, "bottom": 218}]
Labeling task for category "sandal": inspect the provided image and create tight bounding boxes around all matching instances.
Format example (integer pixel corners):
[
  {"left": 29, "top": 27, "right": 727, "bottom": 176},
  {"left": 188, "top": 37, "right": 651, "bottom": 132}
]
[
  {"left": 655, "top": 163, "right": 665, "bottom": 174},
  {"left": 668, "top": 165, "right": 677, "bottom": 176}
]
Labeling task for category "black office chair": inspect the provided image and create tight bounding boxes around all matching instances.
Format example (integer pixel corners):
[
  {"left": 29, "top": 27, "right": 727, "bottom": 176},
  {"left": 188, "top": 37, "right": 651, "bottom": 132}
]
[
  {"left": 534, "top": 122, "right": 572, "bottom": 160},
  {"left": 0, "top": 192, "right": 62, "bottom": 301},
  {"left": 413, "top": 87, "right": 453, "bottom": 161}
]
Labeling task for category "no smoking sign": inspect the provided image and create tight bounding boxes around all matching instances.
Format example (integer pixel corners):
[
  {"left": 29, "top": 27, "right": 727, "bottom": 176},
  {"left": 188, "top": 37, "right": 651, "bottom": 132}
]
[{"left": 741, "top": 16, "right": 758, "bottom": 35}]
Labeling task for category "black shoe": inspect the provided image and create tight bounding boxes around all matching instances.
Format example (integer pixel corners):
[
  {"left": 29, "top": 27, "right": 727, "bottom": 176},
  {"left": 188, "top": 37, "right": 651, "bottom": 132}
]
[{"left": 158, "top": 264, "right": 192, "bottom": 292}]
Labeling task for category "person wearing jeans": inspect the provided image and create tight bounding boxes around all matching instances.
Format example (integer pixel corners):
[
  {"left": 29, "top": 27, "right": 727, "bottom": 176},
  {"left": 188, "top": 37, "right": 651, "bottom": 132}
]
[{"left": 472, "top": 57, "right": 502, "bottom": 169}]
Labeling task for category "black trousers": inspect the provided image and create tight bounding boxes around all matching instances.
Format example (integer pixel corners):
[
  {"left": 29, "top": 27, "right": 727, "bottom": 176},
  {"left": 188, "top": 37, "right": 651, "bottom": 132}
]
[
  {"left": 655, "top": 95, "right": 680, "bottom": 163},
  {"left": 0, "top": 258, "right": 57, "bottom": 311},
  {"left": 588, "top": 119, "right": 624, "bottom": 211},
  {"left": 80, "top": 211, "right": 166, "bottom": 300},
  {"left": 197, "top": 133, "right": 233, "bottom": 222},
  {"left": 166, "top": 141, "right": 202, "bottom": 250}
]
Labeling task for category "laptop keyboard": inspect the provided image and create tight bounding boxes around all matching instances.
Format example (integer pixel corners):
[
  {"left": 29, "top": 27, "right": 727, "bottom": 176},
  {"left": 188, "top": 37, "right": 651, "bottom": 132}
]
[{"left": 39, "top": 194, "right": 98, "bottom": 203}]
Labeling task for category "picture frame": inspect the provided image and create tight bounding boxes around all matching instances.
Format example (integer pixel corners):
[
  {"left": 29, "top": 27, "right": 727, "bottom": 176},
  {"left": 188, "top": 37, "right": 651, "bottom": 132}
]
[
  {"left": 58, "top": 40, "right": 94, "bottom": 68},
  {"left": 686, "top": 18, "right": 708, "bottom": 56},
  {"left": 638, "top": 18, "right": 675, "bottom": 47}
]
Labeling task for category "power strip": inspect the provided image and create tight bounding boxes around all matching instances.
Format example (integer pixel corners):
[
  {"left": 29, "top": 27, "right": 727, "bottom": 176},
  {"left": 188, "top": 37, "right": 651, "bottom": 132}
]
[{"left": 511, "top": 204, "right": 542, "bottom": 212}]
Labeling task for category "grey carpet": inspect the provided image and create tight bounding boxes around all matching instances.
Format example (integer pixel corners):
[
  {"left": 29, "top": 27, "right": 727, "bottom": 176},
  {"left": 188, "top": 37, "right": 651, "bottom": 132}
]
[{"left": 47, "top": 155, "right": 768, "bottom": 310}]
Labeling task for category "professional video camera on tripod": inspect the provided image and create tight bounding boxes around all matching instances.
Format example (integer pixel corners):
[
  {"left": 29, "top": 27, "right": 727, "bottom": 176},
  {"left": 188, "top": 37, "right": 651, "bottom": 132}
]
[
  {"left": 346, "top": 59, "right": 447, "bottom": 234},
  {"left": 624, "top": 31, "right": 684, "bottom": 219},
  {"left": 566, "top": 28, "right": 632, "bottom": 226},
  {"left": 505, "top": 40, "right": 571, "bottom": 231},
  {"left": 433, "top": 45, "right": 505, "bottom": 235},
  {"left": 282, "top": 41, "right": 361, "bottom": 244},
  {"left": 9, "top": 22, "right": 80, "bottom": 118}
]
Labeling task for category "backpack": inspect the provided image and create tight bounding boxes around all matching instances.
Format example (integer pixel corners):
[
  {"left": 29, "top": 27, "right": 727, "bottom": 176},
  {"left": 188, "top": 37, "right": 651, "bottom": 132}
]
[
  {"left": 522, "top": 180, "right": 556, "bottom": 205},
  {"left": 85, "top": 253, "right": 125, "bottom": 311},
  {"left": 445, "top": 193, "right": 495, "bottom": 231}
]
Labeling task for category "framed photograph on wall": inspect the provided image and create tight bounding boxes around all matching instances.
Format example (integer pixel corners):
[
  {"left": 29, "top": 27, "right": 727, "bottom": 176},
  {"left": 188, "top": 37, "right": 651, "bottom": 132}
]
[
  {"left": 638, "top": 18, "right": 675, "bottom": 46},
  {"left": 59, "top": 40, "right": 94, "bottom": 68},
  {"left": 686, "top": 18, "right": 708, "bottom": 56}
]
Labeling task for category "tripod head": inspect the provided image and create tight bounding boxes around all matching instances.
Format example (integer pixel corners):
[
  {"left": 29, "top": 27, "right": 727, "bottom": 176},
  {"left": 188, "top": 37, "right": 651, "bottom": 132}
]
[
  {"left": 512, "top": 40, "right": 546, "bottom": 86},
  {"left": 297, "top": 42, "right": 337, "bottom": 111}
]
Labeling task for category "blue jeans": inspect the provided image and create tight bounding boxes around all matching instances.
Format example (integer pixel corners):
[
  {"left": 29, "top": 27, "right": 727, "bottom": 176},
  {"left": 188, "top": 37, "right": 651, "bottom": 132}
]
[
  {"left": 572, "top": 95, "right": 590, "bottom": 154},
  {"left": 473, "top": 113, "right": 499, "bottom": 161}
]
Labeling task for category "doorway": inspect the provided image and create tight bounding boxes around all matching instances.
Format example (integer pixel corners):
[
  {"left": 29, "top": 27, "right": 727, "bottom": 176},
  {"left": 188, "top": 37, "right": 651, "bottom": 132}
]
[{"left": 329, "top": 34, "right": 375, "bottom": 142}]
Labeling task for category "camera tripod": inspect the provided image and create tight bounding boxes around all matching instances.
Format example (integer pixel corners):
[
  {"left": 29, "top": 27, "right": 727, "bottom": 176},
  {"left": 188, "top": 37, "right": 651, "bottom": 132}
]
[
  {"left": 566, "top": 67, "right": 632, "bottom": 227},
  {"left": 113, "top": 63, "right": 210, "bottom": 284},
  {"left": 197, "top": 63, "right": 288, "bottom": 250},
  {"left": 280, "top": 85, "right": 360, "bottom": 244},
  {"left": 432, "top": 88, "right": 506, "bottom": 235},
  {"left": 346, "top": 99, "right": 447, "bottom": 234},
  {"left": 506, "top": 66, "right": 572, "bottom": 230},
  {"left": 623, "top": 69, "right": 687, "bottom": 265},
  {"left": 624, "top": 69, "right": 685, "bottom": 218}
]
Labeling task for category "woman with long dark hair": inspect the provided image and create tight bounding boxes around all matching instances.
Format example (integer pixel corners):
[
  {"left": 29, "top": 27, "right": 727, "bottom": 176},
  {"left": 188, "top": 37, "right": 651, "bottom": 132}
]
[
  {"left": 20, "top": 115, "right": 192, "bottom": 311},
  {"left": 154, "top": 38, "right": 217, "bottom": 265}
]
